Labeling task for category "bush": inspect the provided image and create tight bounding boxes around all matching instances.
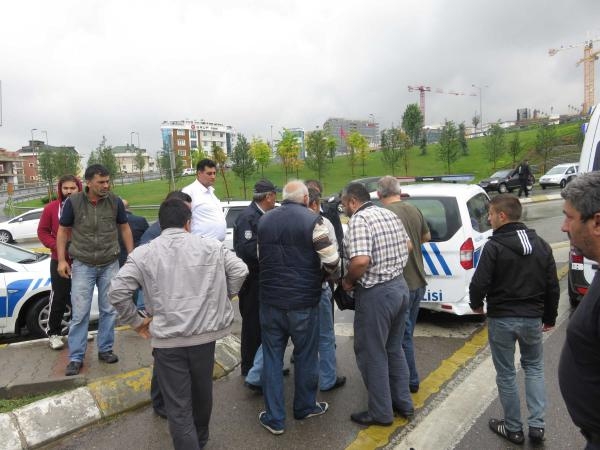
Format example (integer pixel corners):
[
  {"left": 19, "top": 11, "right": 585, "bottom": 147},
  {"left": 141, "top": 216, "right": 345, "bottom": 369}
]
[{"left": 41, "top": 193, "right": 58, "bottom": 204}]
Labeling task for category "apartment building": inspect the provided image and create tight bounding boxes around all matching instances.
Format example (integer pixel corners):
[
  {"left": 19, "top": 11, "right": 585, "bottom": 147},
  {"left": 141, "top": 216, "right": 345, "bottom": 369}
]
[
  {"left": 111, "top": 145, "right": 156, "bottom": 174},
  {"left": 323, "top": 117, "right": 380, "bottom": 154}
]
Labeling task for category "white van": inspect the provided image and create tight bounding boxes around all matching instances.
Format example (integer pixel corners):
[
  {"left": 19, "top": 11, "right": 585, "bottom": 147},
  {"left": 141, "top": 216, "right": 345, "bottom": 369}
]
[{"left": 567, "top": 105, "right": 600, "bottom": 306}]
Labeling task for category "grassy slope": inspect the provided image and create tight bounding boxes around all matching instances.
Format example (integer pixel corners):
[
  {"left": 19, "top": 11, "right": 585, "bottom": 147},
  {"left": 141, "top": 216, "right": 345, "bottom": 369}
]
[{"left": 18, "top": 122, "right": 582, "bottom": 215}]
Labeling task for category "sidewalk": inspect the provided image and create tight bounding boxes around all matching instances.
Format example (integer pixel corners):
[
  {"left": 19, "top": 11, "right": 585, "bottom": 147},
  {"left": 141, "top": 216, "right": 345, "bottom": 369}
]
[{"left": 0, "top": 324, "right": 242, "bottom": 449}]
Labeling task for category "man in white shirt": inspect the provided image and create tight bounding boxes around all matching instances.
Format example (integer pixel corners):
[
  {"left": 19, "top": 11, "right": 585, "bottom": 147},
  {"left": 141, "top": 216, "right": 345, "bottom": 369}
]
[{"left": 182, "top": 159, "right": 227, "bottom": 241}]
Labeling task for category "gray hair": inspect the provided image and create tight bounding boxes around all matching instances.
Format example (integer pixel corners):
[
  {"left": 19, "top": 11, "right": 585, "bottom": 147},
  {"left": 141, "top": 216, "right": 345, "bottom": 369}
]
[
  {"left": 561, "top": 172, "right": 600, "bottom": 221},
  {"left": 377, "top": 176, "right": 402, "bottom": 198},
  {"left": 283, "top": 180, "right": 308, "bottom": 204},
  {"left": 253, "top": 192, "right": 269, "bottom": 202}
]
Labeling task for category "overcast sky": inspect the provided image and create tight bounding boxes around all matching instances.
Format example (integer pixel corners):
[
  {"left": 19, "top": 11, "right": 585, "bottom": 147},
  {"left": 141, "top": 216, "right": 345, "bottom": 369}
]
[{"left": 1, "top": 0, "right": 599, "bottom": 159}]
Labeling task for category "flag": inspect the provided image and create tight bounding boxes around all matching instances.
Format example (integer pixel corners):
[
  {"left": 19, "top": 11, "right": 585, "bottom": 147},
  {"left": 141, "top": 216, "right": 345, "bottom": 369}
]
[{"left": 340, "top": 127, "right": 347, "bottom": 139}]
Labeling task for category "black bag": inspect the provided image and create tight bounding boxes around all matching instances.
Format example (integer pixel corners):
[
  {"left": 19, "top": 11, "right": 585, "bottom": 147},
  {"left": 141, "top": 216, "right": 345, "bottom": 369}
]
[{"left": 333, "top": 259, "right": 355, "bottom": 311}]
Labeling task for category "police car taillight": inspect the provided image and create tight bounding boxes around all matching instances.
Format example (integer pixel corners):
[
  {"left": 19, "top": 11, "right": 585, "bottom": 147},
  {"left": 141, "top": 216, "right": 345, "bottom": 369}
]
[
  {"left": 571, "top": 253, "right": 584, "bottom": 264},
  {"left": 460, "top": 238, "right": 474, "bottom": 269}
]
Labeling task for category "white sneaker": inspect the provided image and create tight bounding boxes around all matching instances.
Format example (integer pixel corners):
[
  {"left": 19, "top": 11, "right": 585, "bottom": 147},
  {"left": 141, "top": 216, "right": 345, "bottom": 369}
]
[{"left": 49, "top": 335, "right": 64, "bottom": 350}]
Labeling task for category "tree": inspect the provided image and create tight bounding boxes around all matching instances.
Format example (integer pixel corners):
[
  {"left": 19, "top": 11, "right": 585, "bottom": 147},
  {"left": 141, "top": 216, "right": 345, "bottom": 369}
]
[
  {"left": 190, "top": 147, "right": 208, "bottom": 170},
  {"left": 37, "top": 149, "right": 55, "bottom": 198},
  {"left": 458, "top": 122, "right": 469, "bottom": 156},
  {"left": 507, "top": 131, "right": 522, "bottom": 166},
  {"left": 159, "top": 146, "right": 184, "bottom": 191},
  {"left": 276, "top": 130, "right": 300, "bottom": 181},
  {"left": 380, "top": 128, "right": 402, "bottom": 175},
  {"left": 88, "top": 136, "right": 119, "bottom": 184},
  {"left": 535, "top": 121, "right": 557, "bottom": 172},
  {"left": 326, "top": 135, "right": 337, "bottom": 163},
  {"left": 305, "top": 130, "right": 332, "bottom": 182},
  {"left": 401, "top": 103, "right": 424, "bottom": 146},
  {"left": 419, "top": 131, "right": 428, "bottom": 156},
  {"left": 231, "top": 134, "right": 255, "bottom": 199},
  {"left": 472, "top": 113, "right": 480, "bottom": 133},
  {"left": 250, "top": 138, "right": 271, "bottom": 177},
  {"left": 437, "top": 120, "right": 459, "bottom": 173},
  {"left": 134, "top": 149, "right": 146, "bottom": 183},
  {"left": 485, "top": 123, "right": 506, "bottom": 170},
  {"left": 346, "top": 131, "right": 368, "bottom": 176},
  {"left": 212, "top": 142, "right": 231, "bottom": 200}
]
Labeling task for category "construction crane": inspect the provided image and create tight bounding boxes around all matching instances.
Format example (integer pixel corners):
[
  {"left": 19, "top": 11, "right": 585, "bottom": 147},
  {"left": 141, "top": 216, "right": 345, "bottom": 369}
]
[
  {"left": 407, "top": 85, "right": 476, "bottom": 124},
  {"left": 549, "top": 37, "right": 600, "bottom": 114}
]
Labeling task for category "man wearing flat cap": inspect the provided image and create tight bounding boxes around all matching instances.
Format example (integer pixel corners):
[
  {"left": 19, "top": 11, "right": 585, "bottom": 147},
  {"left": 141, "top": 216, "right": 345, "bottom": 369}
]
[{"left": 234, "top": 179, "right": 280, "bottom": 376}]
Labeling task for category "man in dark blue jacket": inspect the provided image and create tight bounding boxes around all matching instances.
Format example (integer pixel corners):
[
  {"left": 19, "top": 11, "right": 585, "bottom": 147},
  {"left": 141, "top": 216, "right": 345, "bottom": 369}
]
[
  {"left": 256, "top": 180, "right": 339, "bottom": 435},
  {"left": 469, "top": 194, "right": 559, "bottom": 445},
  {"left": 233, "top": 179, "right": 279, "bottom": 376}
]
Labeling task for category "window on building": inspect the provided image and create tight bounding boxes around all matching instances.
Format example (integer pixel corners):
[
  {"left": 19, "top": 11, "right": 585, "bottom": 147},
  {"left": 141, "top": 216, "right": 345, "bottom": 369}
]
[
  {"left": 190, "top": 131, "right": 197, "bottom": 138},
  {"left": 220, "top": 133, "right": 224, "bottom": 137},
  {"left": 190, "top": 140, "right": 197, "bottom": 148},
  {"left": 177, "top": 139, "right": 185, "bottom": 146},
  {"left": 29, "top": 163, "right": 34, "bottom": 167},
  {"left": 204, "top": 131, "right": 208, "bottom": 136},
  {"left": 30, "top": 176, "right": 36, "bottom": 181},
  {"left": 178, "top": 150, "right": 186, "bottom": 156},
  {"left": 177, "top": 130, "right": 185, "bottom": 136}
]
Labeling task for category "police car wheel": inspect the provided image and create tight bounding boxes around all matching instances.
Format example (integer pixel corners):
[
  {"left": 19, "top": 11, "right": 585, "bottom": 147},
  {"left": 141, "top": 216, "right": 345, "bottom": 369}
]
[{"left": 25, "top": 296, "right": 71, "bottom": 337}]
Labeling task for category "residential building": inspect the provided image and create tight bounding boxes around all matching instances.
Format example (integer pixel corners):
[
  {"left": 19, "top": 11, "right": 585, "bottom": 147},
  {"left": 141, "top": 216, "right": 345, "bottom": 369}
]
[
  {"left": 160, "top": 119, "right": 237, "bottom": 168},
  {"left": 111, "top": 145, "right": 155, "bottom": 174},
  {"left": 17, "top": 141, "right": 80, "bottom": 185},
  {"left": 323, "top": 117, "right": 380, "bottom": 154},
  {"left": 0, "top": 148, "right": 23, "bottom": 191}
]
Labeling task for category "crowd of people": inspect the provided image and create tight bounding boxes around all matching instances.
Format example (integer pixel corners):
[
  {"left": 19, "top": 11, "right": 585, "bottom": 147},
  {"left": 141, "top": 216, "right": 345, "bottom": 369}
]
[{"left": 36, "top": 159, "right": 600, "bottom": 450}]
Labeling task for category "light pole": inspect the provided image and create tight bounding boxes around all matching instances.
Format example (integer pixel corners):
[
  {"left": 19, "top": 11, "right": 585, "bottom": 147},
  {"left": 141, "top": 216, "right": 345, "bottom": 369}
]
[
  {"left": 130, "top": 131, "right": 140, "bottom": 149},
  {"left": 30, "top": 128, "right": 38, "bottom": 186},
  {"left": 472, "top": 84, "right": 488, "bottom": 134},
  {"left": 41, "top": 130, "right": 48, "bottom": 145}
]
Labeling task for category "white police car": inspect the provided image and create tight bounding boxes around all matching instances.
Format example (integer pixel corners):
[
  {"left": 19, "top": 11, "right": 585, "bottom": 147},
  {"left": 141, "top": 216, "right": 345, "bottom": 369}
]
[
  {"left": 372, "top": 183, "right": 492, "bottom": 315},
  {"left": 221, "top": 200, "right": 253, "bottom": 250},
  {"left": 0, "top": 243, "right": 99, "bottom": 337}
]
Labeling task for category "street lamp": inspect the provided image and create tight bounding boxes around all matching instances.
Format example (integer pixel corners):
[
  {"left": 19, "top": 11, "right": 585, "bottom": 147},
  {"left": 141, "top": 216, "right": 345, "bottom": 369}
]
[
  {"left": 472, "top": 84, "right": 488, "bottom": 134},
  {"left": 41, "top": 130, "right": 48, "bottom": 145},
  {"left": 130, "top": 131, "right": 140, "bottom": 149}
]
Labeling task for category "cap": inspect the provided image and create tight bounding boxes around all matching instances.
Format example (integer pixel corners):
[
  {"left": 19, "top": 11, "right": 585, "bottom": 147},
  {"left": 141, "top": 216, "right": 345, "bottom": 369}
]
[{"left": 253, "top": 179, "right": 281, "bottom": 194}]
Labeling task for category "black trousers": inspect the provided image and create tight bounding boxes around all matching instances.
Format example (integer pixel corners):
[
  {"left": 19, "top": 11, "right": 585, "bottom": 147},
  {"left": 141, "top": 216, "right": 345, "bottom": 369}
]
[
  {"left": 518, "top": 179, "right": 529, "bottom": 197},
  {"left": 238, "top": 275, "right": 261, "bottom": 375},
  {"left": 47, "top": 259, "right": 72, "bottom": 336},
  {"left": 154, "top": 342, "right": 215, "bottom": 450}
]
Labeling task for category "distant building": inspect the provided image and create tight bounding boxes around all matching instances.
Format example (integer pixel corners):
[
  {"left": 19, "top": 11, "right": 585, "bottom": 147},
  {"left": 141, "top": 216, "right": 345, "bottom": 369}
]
[
  {"left": 160, "top": 119, "right": 238, "bottom": 168},
  {"left": 286, "top": 128, "right": 306, "bottom": 159},
  {"left": 111, "top": 145, "right": 155, "bottom": 174},
  {"left": 517, "top": 108, "right": 531, "bottom": 122},
  {"left": 0, "top": 148, "right": 23, "bottom": 190},
  {"left": 17, "top": 141, "right": 80, "bottom": 185},
  {"left": 323, "top": 117, "right": 380, "bottom": 154}
]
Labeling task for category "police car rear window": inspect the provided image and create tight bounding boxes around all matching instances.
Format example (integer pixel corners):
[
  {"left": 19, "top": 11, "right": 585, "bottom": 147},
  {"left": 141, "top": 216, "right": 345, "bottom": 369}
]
[
  {"left": 404, "top": 197, "right": 461, "bottom": 242},
  {"left": 225, "top": 207, "right": 244, "bottom": 228},
  {"left": 466, "top": 193, "right": 491, "bottom": 233}
]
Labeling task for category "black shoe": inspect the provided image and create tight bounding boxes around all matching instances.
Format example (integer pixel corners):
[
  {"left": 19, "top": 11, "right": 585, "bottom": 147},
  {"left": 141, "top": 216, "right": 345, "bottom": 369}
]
[
  {"left": 321, "top": 376, "right": 347, "bottom": 392},
  {"left": 409, "top": 384, "right": 419, "bottom": 393},
  {"left": 393, "top": 406, "right": 414, "bottom": 420},
  {"left": 529, "top": 426, "right": 545, "bottom": 444},
  {"left": 244, "top": 382, "right": 263, "bottom": 394},
  {"left": 350, "top": 411, "right": 392, "bottom": 426},
  {"left": 489, "top": 418, "right": 524, "bottom": 444},
  {"left": 65, "top": 360, "right": 82, "bottom": 376},
  {"left": 98, "top": 351, "right": 119, "bottom": 364},
  {"left": 282, "top": 368, "right": 290, "bottom": 377}
]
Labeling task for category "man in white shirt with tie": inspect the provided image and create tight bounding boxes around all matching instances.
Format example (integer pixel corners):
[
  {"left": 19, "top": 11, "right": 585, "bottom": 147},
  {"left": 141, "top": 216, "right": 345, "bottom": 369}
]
[{"left": 182, "top": 158, "right": 227, "bottom": 241}]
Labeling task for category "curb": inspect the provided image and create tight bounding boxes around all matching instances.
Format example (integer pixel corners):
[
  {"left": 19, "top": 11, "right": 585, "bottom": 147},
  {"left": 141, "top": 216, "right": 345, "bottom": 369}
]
[{"left": 0, "top": 334, "right": 242, "bottom": 449}]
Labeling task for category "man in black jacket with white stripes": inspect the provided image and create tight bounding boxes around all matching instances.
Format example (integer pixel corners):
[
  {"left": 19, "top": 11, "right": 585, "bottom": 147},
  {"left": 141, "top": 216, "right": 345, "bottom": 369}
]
[{"left": 469, "top": 194, "right": 559, "bottom": 446}]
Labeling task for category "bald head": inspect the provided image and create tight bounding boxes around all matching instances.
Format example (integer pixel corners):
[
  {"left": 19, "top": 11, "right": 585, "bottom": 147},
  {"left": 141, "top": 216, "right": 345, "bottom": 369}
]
[{"left": 283, "top": 180, "right": 308, "bottom": 205}]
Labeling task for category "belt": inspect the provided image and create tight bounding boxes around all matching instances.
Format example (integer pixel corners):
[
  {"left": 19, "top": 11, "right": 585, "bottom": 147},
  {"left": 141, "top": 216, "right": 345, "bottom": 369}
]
[{"left": 581, "top": 428, "right": 600, "bottom": 444}]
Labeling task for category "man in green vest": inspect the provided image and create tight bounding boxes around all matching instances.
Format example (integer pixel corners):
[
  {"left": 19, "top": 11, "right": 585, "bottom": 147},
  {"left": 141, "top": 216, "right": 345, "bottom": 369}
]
[{"left": 57, "top": 164, "right": 134, "bottom": 376}]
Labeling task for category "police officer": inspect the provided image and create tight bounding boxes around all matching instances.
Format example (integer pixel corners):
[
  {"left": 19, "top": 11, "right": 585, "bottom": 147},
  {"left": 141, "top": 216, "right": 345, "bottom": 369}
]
[{"left": 233, "top": 179, "right": 279, "bottom": 376}]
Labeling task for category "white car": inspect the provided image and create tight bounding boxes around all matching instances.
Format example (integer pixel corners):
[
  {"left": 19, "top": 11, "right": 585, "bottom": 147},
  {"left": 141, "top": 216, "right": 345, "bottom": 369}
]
[
  {"left": 181, "top": 168, "right": 196, "bottom": 176},
  {"left": 0, "top": 243, "right": 99, "bottom": 337},
  {"left": 0, "top": 208, "right": 44, "bottom": 243},
  {"left": 372, "top": 183, "right": 492, "bottom": 315},
  {"left": 539, "top": 163, "right": 578, "bottom": 189},
  {"left": 222, "top": 200, "right": 252, "bottom": 250}
]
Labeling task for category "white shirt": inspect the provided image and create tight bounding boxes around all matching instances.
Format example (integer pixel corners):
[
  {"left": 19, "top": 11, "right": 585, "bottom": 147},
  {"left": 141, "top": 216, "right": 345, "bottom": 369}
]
[{"left": 182, "top": 179, "right": 227, "bottom": 241}]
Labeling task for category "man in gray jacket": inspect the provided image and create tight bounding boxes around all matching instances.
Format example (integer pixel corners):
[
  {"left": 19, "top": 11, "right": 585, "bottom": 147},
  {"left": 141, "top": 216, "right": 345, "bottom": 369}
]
[{"left": 109, "top": 198, "right": 248, "bottom": 450}]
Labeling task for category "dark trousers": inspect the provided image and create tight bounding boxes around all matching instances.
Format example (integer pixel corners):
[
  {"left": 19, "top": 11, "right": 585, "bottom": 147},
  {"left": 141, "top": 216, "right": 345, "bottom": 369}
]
[
  {"left": 154, "top": 342, "right": 215, "bottom": 450},
  {"left": 47, "top": 258, "right": 72, "bottom": 336},
  {"left": 239, "top": 275, "right": 261, "bottom": 375},
  {"left": 518, "top": 178, "right": 529, "bottom": 197},
  {"left": 151, "top": 350, "right": 165, "bottom": 416}
]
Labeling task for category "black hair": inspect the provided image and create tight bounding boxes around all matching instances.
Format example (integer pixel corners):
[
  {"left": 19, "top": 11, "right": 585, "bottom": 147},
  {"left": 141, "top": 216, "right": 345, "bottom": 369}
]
[
  {"left": 196, "top": 159, "right": 217, "bottom": 172},
  {"left": 84, "top": 164, "right": 109, "bottom": 181},
  {"left": 165, "top": 190, "right": 192, "bottom": 203},
  {"left": 159, "top": 198, "right": 192, "bottom": 230}
]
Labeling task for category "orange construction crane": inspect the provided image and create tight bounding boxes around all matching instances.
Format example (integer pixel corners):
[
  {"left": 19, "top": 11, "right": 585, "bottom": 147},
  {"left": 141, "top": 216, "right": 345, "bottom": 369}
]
[
  {"left": 549, "top": 37, "right": 600, "bottom": 114},
  {"left": 407, "top": 85, "right": 476, "bottom": 124}
]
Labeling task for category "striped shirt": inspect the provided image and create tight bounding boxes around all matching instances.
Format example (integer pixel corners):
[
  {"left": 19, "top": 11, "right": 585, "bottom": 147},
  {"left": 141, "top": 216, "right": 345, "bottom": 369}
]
[
  {"left": 313, "top": 217, "right": 340, "bottom": 277},
  {"left": 343, "top": 204, "right": 410, "bottom": 288}
]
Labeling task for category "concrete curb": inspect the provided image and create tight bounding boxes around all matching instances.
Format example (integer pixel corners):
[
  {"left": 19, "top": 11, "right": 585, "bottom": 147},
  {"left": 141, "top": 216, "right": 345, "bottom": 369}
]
[{"left": 0, "top": 334, "right": 242, "bottom": 449}]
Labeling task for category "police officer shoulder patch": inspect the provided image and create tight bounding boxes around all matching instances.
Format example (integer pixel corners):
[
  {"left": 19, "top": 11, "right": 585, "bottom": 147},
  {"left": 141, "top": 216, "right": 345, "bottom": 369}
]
[{"left": 244, "top": 230, "right": 253, "bottom": 240}]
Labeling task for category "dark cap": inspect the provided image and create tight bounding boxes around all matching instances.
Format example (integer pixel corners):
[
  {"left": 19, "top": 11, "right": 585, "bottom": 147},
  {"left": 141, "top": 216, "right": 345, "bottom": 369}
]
[{"left": 253, "top": 179, "right": 281, "bottom": 194}]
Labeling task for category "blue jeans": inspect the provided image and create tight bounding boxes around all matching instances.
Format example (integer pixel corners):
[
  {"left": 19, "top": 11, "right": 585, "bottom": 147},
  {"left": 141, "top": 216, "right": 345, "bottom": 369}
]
[
  {"left": 245, "top": 344, "right": 263, "bottom": 386},
  {"left": 488, "top": 317, "right": 546, "bottom": 432},
  {"left": 68, "top": 259, "right": 119, "bottom": 362},
  {"left": 318, "top": 285, "right": 337, "bottom": 390},
  {"left": 259, "top": 302, "right": 320, "bottom": 430},
  {"left": 403, "top": 286, "right": 425, "bottom": 388}
]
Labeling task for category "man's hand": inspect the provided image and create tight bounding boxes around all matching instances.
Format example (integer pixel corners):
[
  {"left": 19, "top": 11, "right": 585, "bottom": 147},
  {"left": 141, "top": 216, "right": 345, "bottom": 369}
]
[
  {"left": 542, "top": 323, "right": 554, "bottom": 332},
  {"left": 135, "top": 317, "right": 152, "bottom": 339},
  {"left": 341, "top": 277, "right": 355, "bottom": 292},
  {"left": 57, "top": 260, "right": 71, "bottom": 278},
  {"left": 471, "top": 306, "right": 484, "bottom": 314}
]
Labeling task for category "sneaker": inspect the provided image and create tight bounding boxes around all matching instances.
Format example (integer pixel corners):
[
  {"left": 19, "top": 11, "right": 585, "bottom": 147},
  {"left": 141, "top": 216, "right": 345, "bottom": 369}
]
[
  {"left": 529, "top": 426, "right": 545, "bottom": 444},
  {"left": 65, "top": 360, "right": 82, "bottom": 376},
  {"left": 489, "top": 418, "right": 524, "bottom": 444},
  {"left": 321, "top": 376, "right": 347, "bottom": 392},
  {"left": 258, "top": 411, "right": 284, "bottom": 435},
  {"left": 48, "top": 335, "right": 64, "bottom": 350},
  {"left": 98, "top": 351, "right": 119, "bottom": 363},
  {"left": 137, "top": 308, "right": 151, "bottom": 319},
  {"left": 298, "top": 402, "right": 329, "bottom": 420}
]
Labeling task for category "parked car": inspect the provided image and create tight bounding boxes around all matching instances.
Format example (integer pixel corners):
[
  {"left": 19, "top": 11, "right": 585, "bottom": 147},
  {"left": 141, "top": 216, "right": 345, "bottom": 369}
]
[
  {"left": 538, "top": 163, "right": 578, "bottom": 189},
  {"left": 478, "top": 168, "right": 535, "bottom": 194},
  {"left": 0, "top": 208, "right": 44, "bottom": 243},
  {"left": 221, "top": 200, "right": 252, "bottom": 250},
  {"left": 371, "top": 183, "right": 493, "bottom": 315},
  {"left": 181, "top": 167, "right": 196, "bottom": 176},
  {"left": 0, "top": 243, "right": 99, "bottom": 337}
]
